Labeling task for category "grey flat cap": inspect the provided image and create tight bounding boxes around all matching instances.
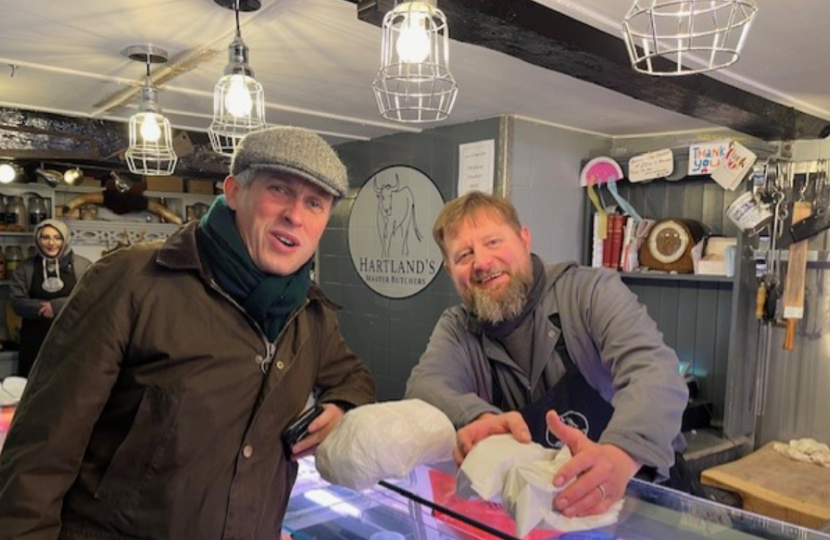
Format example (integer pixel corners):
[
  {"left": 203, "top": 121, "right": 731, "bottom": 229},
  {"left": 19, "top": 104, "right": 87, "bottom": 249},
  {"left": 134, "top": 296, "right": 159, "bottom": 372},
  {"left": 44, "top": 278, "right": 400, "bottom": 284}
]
[{"left": 231, "top": 126, "right": 348, "bottom": 198}]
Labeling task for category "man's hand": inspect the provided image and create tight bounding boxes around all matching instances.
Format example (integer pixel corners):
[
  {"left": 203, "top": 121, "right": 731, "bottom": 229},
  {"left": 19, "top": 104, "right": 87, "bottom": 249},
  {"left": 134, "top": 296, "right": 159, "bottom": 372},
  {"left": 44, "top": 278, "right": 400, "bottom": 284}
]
[
  {"left": 38, "top": 301, "right": 54, "bottom": 319},
  {"left": 289, "top": 403, "right": 346, "bottom": 460},
  {"left": 454, "top": 411, "right": 531, "bottom": 464},
  {"left": 547, "top": 410, "right": 640, "bottom": 517}
]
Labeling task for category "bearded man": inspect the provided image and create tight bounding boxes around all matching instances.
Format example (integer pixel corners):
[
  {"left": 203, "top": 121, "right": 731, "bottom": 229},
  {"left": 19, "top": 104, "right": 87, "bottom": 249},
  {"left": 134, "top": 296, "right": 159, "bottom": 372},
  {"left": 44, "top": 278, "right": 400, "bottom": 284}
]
[{"left": 405, "top": 191, "right": 694, "bottom": 519}]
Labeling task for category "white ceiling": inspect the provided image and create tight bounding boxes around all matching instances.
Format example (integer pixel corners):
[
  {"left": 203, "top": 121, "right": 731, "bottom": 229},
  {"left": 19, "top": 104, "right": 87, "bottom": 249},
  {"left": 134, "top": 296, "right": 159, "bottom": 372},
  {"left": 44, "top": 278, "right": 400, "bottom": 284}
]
[{"left": 0, "top": 0, "right": 828, "bottom": 146}]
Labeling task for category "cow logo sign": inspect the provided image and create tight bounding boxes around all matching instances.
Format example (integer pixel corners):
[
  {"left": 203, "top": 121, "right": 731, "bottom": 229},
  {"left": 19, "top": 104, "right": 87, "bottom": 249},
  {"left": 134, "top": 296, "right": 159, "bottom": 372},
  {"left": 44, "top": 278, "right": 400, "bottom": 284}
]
[{"left": 348, "top": 165, "right": 444, "bottom": 299}]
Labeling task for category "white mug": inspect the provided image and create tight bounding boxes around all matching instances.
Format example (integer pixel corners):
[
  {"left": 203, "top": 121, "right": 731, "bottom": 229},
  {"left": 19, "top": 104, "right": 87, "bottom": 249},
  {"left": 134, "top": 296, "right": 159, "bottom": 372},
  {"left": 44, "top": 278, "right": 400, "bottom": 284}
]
[{"left": 726, "top": 191, "right": 772, "bottom": 236}]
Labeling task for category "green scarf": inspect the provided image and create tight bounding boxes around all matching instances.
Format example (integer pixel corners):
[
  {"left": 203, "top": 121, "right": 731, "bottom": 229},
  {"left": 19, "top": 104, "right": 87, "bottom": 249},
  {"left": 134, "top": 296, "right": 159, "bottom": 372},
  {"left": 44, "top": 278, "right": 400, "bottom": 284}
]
[{"left": 198, "top": 196, "right": 311, "bottom": 342}]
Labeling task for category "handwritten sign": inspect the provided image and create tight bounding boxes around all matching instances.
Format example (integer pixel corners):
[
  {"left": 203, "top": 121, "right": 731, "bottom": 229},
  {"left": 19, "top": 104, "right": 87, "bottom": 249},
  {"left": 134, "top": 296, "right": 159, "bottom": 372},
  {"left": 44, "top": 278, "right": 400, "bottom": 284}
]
[
  {"left": 458, "top": 140, "right": 495, "bottom": 195},
  {"left": 711, "top": 141, "right": 757, "bottom": 191},
  {"left": 628, "top": 149, "right": 674, "bottom": 182},
  {"left": 688, "top": 141, "right": 730, "bottom": 175}
]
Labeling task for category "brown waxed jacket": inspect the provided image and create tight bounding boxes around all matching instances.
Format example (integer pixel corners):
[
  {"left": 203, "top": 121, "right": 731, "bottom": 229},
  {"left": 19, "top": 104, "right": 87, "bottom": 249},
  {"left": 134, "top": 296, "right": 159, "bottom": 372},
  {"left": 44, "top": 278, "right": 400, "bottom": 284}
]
[{"left": 0, "top": 221, "right": 376, "bottom": 540}]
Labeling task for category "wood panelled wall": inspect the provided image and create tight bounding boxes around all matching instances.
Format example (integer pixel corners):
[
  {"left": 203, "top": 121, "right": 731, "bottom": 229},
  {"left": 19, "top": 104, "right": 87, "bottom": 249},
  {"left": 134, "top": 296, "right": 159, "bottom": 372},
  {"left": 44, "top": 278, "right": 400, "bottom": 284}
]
[{"left": 583, "top": 176, "right": 745, "bottom": 424}]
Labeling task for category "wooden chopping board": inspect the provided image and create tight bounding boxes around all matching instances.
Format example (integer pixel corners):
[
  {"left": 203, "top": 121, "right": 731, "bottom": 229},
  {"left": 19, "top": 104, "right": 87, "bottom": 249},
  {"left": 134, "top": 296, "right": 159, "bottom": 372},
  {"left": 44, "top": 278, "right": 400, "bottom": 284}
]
[{"left": 701, "top": 442, "right": 830, "bottom": 529}]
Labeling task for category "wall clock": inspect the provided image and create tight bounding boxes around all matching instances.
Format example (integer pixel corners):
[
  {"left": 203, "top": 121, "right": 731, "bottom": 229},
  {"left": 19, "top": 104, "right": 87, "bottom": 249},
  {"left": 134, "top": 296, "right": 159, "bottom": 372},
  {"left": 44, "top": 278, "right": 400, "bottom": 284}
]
[{"left": 638, "top": 218, "right": 706, "bottom": 273}]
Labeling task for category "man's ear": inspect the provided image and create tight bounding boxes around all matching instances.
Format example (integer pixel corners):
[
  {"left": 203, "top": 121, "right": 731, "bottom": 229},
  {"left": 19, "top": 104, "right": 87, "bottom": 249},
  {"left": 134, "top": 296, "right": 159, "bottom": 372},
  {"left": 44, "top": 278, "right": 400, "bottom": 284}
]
[
  {"left": 520, "top": 225, "right": 532, "bottom": 252},
  {"left": 223, "top": 175, "right": 239, "bottom": 210}
]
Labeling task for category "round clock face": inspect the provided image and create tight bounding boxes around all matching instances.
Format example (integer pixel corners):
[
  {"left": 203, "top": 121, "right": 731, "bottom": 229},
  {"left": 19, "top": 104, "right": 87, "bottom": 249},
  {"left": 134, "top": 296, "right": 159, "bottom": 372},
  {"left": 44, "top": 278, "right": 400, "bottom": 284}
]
[{"left": 648, "top": 220, "right": 690, "bottom": 264}]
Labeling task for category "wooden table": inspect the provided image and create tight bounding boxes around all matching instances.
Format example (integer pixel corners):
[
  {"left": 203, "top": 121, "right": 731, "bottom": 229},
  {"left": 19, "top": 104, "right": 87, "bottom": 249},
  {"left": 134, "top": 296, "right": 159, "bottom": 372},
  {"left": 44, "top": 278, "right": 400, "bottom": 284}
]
[{"left": 701, "top": 441, "right": 830, "bottom": 529}]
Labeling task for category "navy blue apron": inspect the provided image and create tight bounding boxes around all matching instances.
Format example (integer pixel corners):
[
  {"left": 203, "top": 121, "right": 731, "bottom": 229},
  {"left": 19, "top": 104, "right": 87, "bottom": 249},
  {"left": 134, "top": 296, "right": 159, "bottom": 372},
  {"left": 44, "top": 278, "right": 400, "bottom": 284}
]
[
  {"left": 494, "top": 314, "right": 699, "bottom": 494},
  {"left": 501, "top": 315, "right": 614, "bottom": 450},
  {"left": 19, "top": 255, "right": 77, "bottom": 378}
]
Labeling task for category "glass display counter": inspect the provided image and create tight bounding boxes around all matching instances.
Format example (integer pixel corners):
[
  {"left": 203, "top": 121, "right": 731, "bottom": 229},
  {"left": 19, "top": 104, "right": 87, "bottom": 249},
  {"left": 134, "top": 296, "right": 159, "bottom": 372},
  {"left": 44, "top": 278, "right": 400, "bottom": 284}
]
[{"left": 283, "top": 457, "right": 830, "bottom": 540}]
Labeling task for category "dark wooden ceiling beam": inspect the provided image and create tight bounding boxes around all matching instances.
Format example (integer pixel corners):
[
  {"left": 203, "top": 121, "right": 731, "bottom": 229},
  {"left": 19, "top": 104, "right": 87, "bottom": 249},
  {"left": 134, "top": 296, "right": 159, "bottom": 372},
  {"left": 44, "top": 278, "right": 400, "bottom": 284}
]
[
  {"left": 354, "top": 0, "right": 829, "bottom": 141},
  {"left": 0, "top": 107, "right": 228, "bottom": 177}
]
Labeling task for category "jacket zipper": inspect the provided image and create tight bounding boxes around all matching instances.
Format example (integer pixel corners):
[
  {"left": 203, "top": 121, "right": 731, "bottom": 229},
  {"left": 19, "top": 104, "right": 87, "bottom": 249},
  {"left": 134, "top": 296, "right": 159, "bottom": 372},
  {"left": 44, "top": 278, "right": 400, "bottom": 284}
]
[
  {"left": 207, "top": 278, "right": 309, "bottom": 374},
  {"left": 261, "top": 299, "right": 309, "bottom": 373}
]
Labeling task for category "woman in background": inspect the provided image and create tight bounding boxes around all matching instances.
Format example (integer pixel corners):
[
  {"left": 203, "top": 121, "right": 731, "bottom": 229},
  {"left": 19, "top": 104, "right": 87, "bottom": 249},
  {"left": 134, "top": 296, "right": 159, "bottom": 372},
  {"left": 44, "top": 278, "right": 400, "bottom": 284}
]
[{"left": 10, "top": 219, "right": 92, "bottom": 377}]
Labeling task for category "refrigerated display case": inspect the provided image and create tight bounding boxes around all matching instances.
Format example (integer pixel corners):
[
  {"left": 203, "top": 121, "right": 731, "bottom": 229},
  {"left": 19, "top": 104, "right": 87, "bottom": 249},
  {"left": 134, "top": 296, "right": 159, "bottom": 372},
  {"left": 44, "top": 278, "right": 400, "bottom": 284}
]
[{"left": 283, "top": 457, "right": 830, "bottom": 540}]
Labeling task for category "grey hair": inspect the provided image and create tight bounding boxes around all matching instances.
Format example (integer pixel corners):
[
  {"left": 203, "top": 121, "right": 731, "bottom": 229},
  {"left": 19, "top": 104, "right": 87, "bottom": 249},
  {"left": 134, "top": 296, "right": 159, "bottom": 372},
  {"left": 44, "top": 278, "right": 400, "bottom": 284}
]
[{"left": 232, "top": 168, "right": 257, "bottom": 188}]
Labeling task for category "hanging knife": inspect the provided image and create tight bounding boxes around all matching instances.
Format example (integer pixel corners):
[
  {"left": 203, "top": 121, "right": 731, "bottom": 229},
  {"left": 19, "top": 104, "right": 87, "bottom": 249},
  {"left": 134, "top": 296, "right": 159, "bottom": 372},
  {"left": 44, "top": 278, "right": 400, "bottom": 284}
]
[
  {"left": 777, "top": 211, "right": 830, "bottom": 249},
  {"left": 779, "top": 160, "right": 830, "bottom": 248}
]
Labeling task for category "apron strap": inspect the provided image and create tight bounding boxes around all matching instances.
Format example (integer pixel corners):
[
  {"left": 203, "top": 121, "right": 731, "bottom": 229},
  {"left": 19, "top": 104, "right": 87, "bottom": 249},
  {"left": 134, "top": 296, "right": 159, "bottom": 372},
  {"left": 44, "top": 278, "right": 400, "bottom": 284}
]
[
  {"left": 491, "top": 313, "right": 576, "bottom": 409},
  {"left": 548, "top": 314, "right": 576, "bottom": 372}
]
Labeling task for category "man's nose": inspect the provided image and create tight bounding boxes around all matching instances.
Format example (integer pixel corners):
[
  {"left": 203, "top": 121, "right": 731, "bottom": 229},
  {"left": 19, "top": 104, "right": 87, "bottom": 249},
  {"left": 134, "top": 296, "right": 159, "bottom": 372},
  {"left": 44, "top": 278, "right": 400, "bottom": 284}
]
[
  {"left": 281, "top": 198, "right": 304, "bottom": 225},
  {"left": 472, "top": 251, "right": 492, "bottom": 272}
]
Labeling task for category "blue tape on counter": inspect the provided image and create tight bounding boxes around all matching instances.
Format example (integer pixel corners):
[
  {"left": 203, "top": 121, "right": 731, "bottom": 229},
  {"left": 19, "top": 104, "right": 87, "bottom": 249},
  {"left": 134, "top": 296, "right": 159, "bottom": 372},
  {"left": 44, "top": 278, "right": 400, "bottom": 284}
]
[{"left": 558, "top": 530, "right": 615, "bottom": 540}]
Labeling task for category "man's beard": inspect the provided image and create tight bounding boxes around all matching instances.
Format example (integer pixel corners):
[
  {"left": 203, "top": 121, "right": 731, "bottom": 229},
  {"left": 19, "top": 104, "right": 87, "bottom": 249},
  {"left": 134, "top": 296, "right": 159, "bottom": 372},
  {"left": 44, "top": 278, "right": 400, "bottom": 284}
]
[{"left": 463, "top": 266, "right": 533, "bottom": 324}]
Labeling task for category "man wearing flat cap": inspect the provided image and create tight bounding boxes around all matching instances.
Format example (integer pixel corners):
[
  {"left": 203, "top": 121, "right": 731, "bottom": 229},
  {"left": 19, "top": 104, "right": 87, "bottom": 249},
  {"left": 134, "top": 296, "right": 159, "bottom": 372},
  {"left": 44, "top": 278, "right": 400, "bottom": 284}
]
[{"left": 0, "top": 126, "right": 376, "bottom": 540}]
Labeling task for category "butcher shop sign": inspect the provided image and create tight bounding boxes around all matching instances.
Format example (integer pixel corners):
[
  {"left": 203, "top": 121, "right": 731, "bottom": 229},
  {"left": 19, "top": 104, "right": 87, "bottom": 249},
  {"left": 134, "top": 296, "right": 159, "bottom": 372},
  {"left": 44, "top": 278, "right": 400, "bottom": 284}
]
[{"left": 348, "top": 165, "right": 444, "bottom": 299}]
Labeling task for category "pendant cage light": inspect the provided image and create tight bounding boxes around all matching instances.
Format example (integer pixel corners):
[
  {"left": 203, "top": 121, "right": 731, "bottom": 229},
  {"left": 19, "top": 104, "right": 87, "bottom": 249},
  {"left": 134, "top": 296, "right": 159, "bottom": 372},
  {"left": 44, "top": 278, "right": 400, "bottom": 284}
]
[
  {"left": 372, "top": 0, "right": 458, "bottom": 123},
  {"left": 622, "top": 0, "right": 758, "bottom": 77},
  {"left": 208, "top": 0, "right": 267, "bottom": 155},
  {"left": 123, "top": 45, "right": 178, "bottom": 176}
]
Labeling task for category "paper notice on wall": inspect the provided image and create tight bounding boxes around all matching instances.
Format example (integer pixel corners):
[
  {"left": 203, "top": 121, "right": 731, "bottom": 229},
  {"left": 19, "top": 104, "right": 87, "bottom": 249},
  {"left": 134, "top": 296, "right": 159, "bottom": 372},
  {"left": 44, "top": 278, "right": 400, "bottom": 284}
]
[
  {"left": 711, "top": 141, "right": 758, "bottom": 191},
  {"left": 458, "top": 139, "right": 495, "bottom": 195},
  {"left": 688, "top": 140, "right": 730, "bottom": 176},
  {"left": 628, "top": 149, "right": 674, "bottom": 182}
]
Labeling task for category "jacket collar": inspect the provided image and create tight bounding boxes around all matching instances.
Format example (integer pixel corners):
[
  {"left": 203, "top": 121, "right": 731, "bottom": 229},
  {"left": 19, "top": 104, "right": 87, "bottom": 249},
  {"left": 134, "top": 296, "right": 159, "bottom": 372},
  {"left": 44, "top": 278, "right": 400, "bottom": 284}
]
[{"left": 155, "top": 220, "right": 337, "bottom": 309}]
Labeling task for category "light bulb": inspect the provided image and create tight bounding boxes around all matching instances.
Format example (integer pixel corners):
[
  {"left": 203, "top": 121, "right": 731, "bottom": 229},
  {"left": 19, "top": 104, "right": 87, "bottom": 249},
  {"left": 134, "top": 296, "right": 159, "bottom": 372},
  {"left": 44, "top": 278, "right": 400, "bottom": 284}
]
[
  {"left": 63, "top": 167, "right": 83, "bottom": 185},
  {"left": 396, "top": 13, "right": 431, "bottom": 64},
  {"left": 0, "top": 163, "right": 15, "bottom": 184},
  {"left": 225, "top": 75, "right": 254, "bottom": 118},
  {"left": 140, "top": 113, "right": 162, "bottom": 142}
]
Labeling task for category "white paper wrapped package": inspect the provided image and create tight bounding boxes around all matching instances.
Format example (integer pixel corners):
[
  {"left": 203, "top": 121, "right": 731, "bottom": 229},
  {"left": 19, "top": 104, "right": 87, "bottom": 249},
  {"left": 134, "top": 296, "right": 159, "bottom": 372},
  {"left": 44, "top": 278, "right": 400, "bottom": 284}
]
[
  {"left": 456, "top": 434, "right": 554, "bottom": 500},
  {"left": 315, "top": 399, "right": 456, "bottom": 490},
  {"left": 458, "top": 434, "right": 623, "bottom": 536},
  {"left": 504, "top": 449, "right": 623, "bottom": 536}
]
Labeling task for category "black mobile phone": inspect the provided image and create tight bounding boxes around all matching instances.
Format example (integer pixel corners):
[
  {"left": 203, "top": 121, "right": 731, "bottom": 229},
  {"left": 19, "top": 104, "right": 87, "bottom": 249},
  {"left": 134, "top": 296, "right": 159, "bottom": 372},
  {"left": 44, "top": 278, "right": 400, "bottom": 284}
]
[{"left": 282, "top": 404, "right": 325, "bottom": 452}]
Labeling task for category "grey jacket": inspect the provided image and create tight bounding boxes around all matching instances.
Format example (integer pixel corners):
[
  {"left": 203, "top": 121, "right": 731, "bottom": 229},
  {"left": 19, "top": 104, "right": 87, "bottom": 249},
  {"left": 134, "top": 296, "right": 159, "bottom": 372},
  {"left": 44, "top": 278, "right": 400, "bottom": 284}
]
[{"left": 405, "top": 261, "right": 688, "bottom": 479}]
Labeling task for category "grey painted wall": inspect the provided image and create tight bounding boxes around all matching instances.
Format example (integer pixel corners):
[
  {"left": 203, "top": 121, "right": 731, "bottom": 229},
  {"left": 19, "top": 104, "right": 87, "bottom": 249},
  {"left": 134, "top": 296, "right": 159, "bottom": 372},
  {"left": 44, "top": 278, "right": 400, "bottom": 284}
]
[
  {"left": 324, "top": 114, "right": 756, "bottom": 425},
  {"left": 322, "top": 118, "right": 503, "bottom": 401},
  {"left": 321, "top": 116, "right": 613, "bottom": 402},
  {"left": 508, "top": 118, "right": 611, "bottom": 264},
  {"left": 578, "top": 174, "right": 745, "bottom": 425}
]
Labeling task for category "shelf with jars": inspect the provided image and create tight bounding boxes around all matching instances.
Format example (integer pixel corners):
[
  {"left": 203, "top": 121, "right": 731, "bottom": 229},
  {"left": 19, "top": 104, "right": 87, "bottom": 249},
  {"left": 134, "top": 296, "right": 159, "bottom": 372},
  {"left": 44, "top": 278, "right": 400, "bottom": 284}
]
[
  {"left": 0, "top": 181, "right": 219, "bottom": 280},
  {"left": 0, "top": 184, "right": 52, "bottom": 282}
]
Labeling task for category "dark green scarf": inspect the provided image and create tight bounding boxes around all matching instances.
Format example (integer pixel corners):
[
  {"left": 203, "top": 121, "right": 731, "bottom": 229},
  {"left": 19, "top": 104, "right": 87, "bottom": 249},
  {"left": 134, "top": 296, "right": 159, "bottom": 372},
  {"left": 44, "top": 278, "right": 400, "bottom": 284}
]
[{"left": 198, "top": 196, "right": 311, "bottom": 341}]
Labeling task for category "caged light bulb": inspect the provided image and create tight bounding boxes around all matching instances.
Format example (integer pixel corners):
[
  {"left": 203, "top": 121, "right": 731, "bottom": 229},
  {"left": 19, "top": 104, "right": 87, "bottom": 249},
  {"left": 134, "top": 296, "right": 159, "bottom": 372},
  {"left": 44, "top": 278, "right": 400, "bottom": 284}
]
[
  {"left": 396, "top": 13, "right": 431, "bottom": 64},
  {"left": 140, "top": 113, "right": 162, "bottom": 142},
  {"left": 225, "top": 74, "right": 254, "bottom": 118}
]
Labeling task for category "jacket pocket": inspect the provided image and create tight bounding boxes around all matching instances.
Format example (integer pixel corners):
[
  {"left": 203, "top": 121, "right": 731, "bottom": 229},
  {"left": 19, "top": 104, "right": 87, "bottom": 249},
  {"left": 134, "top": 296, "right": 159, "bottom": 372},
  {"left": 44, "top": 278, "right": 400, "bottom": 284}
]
[{"left": 94, "top": 385, "right": 180, "bottom": 508}]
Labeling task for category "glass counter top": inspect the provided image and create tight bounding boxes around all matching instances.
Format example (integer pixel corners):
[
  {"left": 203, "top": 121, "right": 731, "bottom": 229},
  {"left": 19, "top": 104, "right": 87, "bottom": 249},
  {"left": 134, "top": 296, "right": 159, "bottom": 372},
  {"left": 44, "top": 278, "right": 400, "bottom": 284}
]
[{"left": 284, "top": 457, "right": 830, "bottom": 540}]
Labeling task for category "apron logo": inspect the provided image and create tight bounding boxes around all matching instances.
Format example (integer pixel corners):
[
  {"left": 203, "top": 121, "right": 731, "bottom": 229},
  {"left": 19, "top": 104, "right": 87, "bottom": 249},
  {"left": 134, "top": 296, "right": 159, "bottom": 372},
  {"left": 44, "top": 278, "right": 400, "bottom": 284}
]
[{"left": 546, "top": 411, "right": 589, "bottom": 449}]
